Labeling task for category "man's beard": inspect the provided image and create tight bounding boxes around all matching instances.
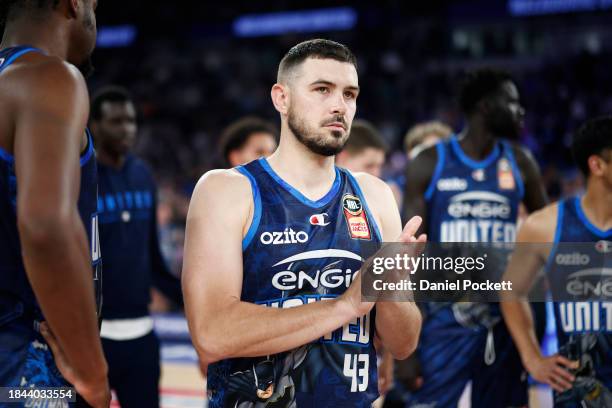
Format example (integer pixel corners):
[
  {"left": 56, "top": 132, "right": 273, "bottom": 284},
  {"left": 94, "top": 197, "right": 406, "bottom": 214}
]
[
  {"left": 485, "top": 108, "right": 521, "bottom": 140},
  {"left": 288, "top": 109, "right": 348, "bottom": 157},
  {"left": 77, "top": 56, "right": 94, "bottom": 79}
]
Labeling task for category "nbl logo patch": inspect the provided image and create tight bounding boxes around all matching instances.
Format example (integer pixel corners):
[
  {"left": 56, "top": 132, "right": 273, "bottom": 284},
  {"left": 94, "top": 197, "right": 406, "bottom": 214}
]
[{"left": 342, "top": 194, "right": 371, "bottom": 240}]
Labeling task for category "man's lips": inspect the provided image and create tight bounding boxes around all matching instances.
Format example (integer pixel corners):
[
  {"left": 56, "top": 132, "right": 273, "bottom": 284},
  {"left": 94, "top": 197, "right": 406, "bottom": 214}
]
[{"left": 325, "top": 123, "right": 346, "bottom": 130}]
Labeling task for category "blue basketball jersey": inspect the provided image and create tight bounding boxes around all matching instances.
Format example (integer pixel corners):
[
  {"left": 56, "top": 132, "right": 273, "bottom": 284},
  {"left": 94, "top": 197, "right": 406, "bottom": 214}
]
[
  {"left": 207, "top": 158, "right": 382, "bottom": 408},
  {"left": 546, "top": 197, "right": 612, "bottom": 405},
  {"left": 0, "top": 46, "right": 101, "bottom": 317},
  {"left": 425, "top": 136, "right": 524, "bottom": 243}
]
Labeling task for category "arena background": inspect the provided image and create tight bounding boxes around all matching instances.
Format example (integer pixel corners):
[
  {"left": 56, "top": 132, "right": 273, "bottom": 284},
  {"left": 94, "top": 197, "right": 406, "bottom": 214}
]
[{"left": 10, "top": 0, "right": 612, "bottom": 406}]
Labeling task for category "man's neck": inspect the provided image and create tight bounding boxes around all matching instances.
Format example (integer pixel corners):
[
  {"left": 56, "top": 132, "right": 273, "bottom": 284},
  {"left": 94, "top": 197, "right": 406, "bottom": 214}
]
[
  {"left": 458, "top": 119, "right": 497, "bottom": 161},
  {"left": 1, "top": 19, "right": 69, "bottom": 60},
  {"left": 582, "top": 180, "right": 612, "bottom": 231},
  {"left": 97, "top": 149, "right": 127, "bottom": 170},
  {"left": 266, "top": 130, "right": 337, "bottom": 202}
]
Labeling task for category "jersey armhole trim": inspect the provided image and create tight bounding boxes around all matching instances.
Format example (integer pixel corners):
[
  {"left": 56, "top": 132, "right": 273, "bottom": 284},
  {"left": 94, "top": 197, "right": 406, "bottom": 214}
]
[
  {"left": 236, "top": 166, "right": 261, "bottom": 250},
  {"left": 0, "top": 147, "right": 14, "bottom": 164},
  {"left": 544, "top": 200, "right": 564, "bottom": 271},
  {"left": 504, "top": 142, "right": 525, "bottom": 200},
  {"left": 0, "top": 47, "right": 41, "bottom": 75},
  {"left": 343, "top": 169, "right": 383, "bottom": 242},
  {"left": 80, "top": 129, "right": 95, "bottom": 167},
  {"left": 424, "top": 141, "right": 445, "bottom": 202}
]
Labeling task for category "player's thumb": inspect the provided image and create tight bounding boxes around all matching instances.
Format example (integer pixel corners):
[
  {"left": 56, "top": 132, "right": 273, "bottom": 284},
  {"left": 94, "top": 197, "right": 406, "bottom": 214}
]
[{"left": 398, "top": 216, "right": 423, "bottom": 242}]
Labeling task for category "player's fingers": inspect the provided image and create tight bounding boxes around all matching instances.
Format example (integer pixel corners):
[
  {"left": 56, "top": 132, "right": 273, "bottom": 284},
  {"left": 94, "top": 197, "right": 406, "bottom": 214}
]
[
  {"left": 555, "top": 355, "right": 579, "bottom": 370},
  {"left": 417, "top": 233, "right": 427, "bottom": 242},
  {"left": 549, "top": 379, "right": 565, "bottom": 393},
  {"left": 553, "top": 365, "right": 575, "bottom": 383},
  {"left": 399, "top": 216, "right": 422, "bottom": 242},
  {"left": 39, "top": 322, "right": 61, "bottom": 356}
]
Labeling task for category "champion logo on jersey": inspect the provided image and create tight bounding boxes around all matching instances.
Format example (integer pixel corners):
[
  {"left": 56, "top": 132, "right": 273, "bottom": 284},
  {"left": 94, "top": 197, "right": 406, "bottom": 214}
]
[
  {"left": 342, "top": 194, "right": 371, "bottom": 240},
  {"left": 472, "top": 169, "right": 485, "bottom": 181},
  {"left": 309, "top": 213, "right": 330, "bottom": 226},
  {"left": 0, "top": 58, "right": 4, "bottom": 67},
  {"left": 596, "top": 240, "right": 612, "bottom": 253}
]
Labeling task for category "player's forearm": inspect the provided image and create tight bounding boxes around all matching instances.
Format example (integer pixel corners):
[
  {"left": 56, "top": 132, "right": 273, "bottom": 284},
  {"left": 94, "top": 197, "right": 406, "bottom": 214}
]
[
  {"left": 375, "top": 302, "right": 422, "bottom": 360},
  {"left": 190, "top": 297, "right": 356, "bottom": 364},
  {"left": 500, "top": 301, "right": 542, "bottom": 365},
  {"left": 19, "top": 210, "right": 108, "bottom": 382}
]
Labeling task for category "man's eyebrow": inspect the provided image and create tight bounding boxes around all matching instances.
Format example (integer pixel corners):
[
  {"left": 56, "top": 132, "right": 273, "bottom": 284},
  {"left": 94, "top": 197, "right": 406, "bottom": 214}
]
[{"left": 309, "top": 80, "right": 360, "bottom": 92}]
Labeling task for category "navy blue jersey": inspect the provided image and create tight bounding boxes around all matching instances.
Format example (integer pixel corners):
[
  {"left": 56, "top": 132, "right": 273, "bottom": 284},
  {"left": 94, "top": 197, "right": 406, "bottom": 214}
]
[
  {"left": 97, "top": 155, "right": 179, "bottom": 319},
  {"left": 546, "top": 197, "right": 612, "bottom": 405},
  {"left": 207, "top": 158, "right": 382, "bottom": 408},
  {"left": 425, "top": 136, "right": 524, "bottom": 243},
  {"left": 0, "top": 46, "right": 101, "bottom": 316}
]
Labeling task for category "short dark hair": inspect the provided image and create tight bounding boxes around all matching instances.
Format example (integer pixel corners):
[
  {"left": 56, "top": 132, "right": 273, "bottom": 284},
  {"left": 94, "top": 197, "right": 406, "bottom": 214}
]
[
  {"left": 458, "top": 68, "right": 513, "bottom": 115},
  {"left": 572, "top": 116, "right": 612, "bottom": 177},
  {"left": 277, "top": 39, "right": 357, "bottom": 83},
  {"left": 90, "top": 86, "right": 133, "bottom": 121},
  {"left": 219, "top": 116, "right": 278, "bottom": 165},
  {"left": 1, "top": 0, "right": 59, "bottom": 24},
  {"left": 344, "top": 120, "right": 388, "bottom": 155}
]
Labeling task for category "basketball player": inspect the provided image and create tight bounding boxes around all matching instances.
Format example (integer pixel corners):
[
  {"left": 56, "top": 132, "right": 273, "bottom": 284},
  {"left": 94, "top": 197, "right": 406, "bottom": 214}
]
[
  {"left": 501, "top": 116, "right": 612, "bottom": 407},
  {"left": 0, "top": 0, "right": 109, "bottom": 406},
  {"left": 336, "top": 119, "right": 388, "bottom": 178},
  {"left": 219, "top": 116, "right": 278, "bottom": 168},
  {"left": 182, "top": 39, "right": 423, "bottom": 407},
  {"left": 90, "top": 86, "right": 183, "bottom": 407},
  {"left": 401, "top": 68, "right": 548, "bottom": 407}
]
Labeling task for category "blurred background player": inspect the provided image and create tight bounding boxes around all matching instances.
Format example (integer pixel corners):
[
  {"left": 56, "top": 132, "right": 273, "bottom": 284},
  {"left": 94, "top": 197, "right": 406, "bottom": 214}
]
[
  {"left": 388, "top": 121, "right": 453, "bottom": 206},
  {"left": 90, "top": 86, "right": 183, "bottom": 407},
  {"left": 218, "top": 116, "right": 278, "bottom": 168},
  {"left": 401, "top": 68, "right": 548, "bottom": 407},
  {"left": 502, "top": 116, "right": 612, "bottom": 407},
  {"left": 404, "top": 121, "right": 453, "bottom": 162},
  {"left": 0, "top": 0, "right": 110, "bottom": 406},
  {"left": 336, "top": 119, "right": 388, "bottom": 178}
]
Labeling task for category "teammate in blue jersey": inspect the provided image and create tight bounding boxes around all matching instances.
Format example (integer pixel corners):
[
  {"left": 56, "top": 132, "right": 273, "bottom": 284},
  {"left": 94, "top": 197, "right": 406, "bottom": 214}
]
[
  {"left": 90, "top": 86, "right": 183, "bottom": 407},
  {"left": 0, "top": 0, "right": 109, "bottom": 406},
  {"left": 502, "top": 116, "right": 612, "bottom": 407},
  {"left": 182, "top": 39, "right": 424, "bottom": 408},
  {"left": 401, "top": 68, "right": 548, "bottom": 407}
]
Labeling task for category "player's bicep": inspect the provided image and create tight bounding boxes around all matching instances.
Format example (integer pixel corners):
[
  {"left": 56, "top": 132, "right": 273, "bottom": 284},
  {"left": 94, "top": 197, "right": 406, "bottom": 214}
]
[
  {"left": 182, "top": 172, "right": 249, "bottom": 321},
  {"left": 13, "top": 62, "right": 89, "bottom": 221},
  {"left": 516, "top": 147, "right": 548, "bottom": 213},
  {"left": 402, "top": 151, "right": 435, "bottom": 232}
]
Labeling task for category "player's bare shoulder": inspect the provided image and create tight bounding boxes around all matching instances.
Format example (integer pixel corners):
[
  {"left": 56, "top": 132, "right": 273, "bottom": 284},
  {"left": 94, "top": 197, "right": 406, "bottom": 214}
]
[
  {"left": 518, "top": 202, "right": 559, "bottom": 243},
  {"left": 2, "top": 53, "right": 87, "bottom": 100},
  {"left": 189, "top": 168, "right": 253, "bottom": 230}
]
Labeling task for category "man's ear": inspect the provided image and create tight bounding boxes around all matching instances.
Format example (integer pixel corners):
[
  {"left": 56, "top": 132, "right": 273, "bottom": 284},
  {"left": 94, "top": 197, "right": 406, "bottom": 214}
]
[{"left": 271, "top": 83, "right": 289, "bottom": 116}]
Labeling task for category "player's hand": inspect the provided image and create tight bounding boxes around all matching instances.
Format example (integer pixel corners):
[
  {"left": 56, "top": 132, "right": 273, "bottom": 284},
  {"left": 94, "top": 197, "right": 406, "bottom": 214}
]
[
  {"left": 40, "top": 322, "right": 111, "bottom": 408},
  {"left": 378, "top": 351, "right": 394, "bottom": 395},
  {"left": 339, "top": 269, "right": 376, "bottom": 318},
  {"left": 398, "top": 216, "right": 427, "bottom": 245},
  {"left": 525, "top": 354, "right": 578, "bottom": 392},
  {"left": 395, "top": 354, "right": 424, "bottom": 391}
]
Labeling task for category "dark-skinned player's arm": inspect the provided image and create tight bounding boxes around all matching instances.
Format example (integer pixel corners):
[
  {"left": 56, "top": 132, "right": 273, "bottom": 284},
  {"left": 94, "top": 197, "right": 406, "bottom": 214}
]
[
  {"left": 513, "top": 145, "right": 548, "bottom": 213},
  {"left": 150, "top": 184, "right": 183, "bottom": 307},
  {"left": 401, "top": 145, "right": 438, "bottom": 230},
  {"left": 393, "top": 145, "right": 438, "bottom": 388},
  {"left": 500, "top": 205, "right": 578, "bottom": 392},
  {"left": 12, "top": 59, "right": 109, "bottom": 404},
  {"left": 182, "top": 169, "right": 375, "bottom": 371},
  {"left": 355, "top": 173, "right": 424, "bottom": 360}
]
